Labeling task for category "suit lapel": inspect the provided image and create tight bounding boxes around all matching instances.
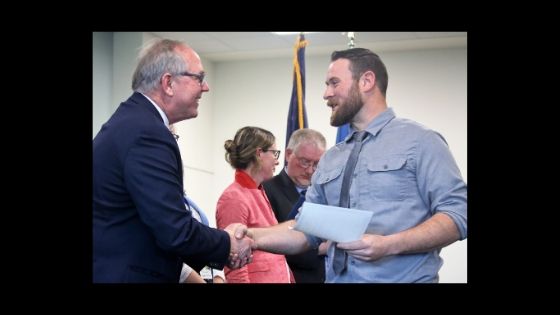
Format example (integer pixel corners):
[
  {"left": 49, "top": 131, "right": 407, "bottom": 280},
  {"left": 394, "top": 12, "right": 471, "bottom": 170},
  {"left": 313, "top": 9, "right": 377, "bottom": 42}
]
[{"left": 279, "top": 169, "right": 300, "bottom": 203}]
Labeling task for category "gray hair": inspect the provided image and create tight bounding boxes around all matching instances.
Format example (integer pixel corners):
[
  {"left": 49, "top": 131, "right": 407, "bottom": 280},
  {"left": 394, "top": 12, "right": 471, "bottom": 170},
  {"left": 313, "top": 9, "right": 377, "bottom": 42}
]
[
  {"left": 287, "top": 128, "right": 326, "bottom": 153},
  {"left": 131, "top": 39, "right": 189, "bottom": 93}
]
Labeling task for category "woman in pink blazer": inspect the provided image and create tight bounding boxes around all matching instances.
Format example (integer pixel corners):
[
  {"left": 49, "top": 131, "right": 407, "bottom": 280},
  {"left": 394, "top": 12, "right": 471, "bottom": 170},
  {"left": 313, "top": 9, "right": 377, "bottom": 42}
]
[{"left": 216, "top": 126, "right": 294, "bottom": 283}]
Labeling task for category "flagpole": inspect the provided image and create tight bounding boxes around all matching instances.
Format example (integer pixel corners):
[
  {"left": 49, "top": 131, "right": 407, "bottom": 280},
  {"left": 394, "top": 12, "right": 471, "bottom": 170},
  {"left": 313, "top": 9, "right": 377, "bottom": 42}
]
[{"left": 294, "top": 34, "right": 306, "bottom": 130}]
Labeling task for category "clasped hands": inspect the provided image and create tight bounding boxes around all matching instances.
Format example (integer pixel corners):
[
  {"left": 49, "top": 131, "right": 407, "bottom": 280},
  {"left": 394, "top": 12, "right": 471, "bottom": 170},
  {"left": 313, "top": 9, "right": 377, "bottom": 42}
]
[{"left": 223, "top": 223, "right": 255, "bottom": 269}]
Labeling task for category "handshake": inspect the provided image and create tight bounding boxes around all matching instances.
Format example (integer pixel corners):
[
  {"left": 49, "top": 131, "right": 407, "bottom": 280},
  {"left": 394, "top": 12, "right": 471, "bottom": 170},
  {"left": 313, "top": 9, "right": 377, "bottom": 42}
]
[{"left": 223, "top": 223, "right": 255, "bottom": 269}]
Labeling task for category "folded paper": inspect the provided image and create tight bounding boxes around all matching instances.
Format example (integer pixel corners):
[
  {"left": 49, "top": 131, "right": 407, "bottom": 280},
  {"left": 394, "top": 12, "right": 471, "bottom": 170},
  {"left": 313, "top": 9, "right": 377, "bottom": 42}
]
[{"left": 293, "top": 202, "right": 373, "bottom": 242}]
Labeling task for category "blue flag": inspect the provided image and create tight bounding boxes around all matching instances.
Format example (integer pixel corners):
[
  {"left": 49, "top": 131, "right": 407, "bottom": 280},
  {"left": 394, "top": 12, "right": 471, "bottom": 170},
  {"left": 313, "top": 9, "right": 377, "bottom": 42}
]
[
  {"left": 335, "top": 123, "right": 351, "bottom": 143},
  {"left": 285, "top": 34, "right": 308, "bottom": 164}
]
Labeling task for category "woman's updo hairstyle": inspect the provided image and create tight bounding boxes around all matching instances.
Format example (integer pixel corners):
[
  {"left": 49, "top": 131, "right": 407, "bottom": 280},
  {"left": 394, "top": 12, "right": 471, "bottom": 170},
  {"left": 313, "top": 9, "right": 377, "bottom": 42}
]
[{"left": 224, "top": 126, "right": 275, "bottom": 169}]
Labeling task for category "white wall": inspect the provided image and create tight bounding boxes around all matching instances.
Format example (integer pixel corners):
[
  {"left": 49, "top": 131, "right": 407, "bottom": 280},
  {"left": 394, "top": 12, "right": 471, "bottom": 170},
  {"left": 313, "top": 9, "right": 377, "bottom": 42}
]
[
  {"left": 92, "top": 32, "right": 113, "bottom": 137},
  {"left": 111, "top": 33, "right": 143, "bottom": 110},
  {"left": 92, "top": 32, "right": 145, "bottom": 138},
  {"left": 176, "top": 55, "right": 217, "bottom": 227},
  {"left": 93, "top": 32, "right": 468, "bottom": 282}
]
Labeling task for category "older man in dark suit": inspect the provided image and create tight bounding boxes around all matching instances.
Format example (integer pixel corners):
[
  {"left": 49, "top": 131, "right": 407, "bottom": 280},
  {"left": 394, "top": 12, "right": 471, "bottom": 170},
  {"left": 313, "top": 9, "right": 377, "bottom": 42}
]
[
  {"left": 263, "top": 128, "right": 327, "bottom": 283},
  {"left": 93, "top": 39, "right": 252, "bottom": 283}
]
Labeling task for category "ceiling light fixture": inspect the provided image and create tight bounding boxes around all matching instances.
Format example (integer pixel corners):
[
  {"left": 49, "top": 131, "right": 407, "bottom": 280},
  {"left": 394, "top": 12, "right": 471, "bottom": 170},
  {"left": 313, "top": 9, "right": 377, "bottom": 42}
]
[{"left": 271, "top": 32, "right": 318, "bottom": 35}]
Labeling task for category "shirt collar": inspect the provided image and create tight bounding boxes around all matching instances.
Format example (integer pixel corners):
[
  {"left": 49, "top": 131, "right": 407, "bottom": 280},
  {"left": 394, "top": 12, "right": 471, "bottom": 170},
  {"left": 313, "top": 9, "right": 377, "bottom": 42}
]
[
  {"left": 235, "top": 169, "right": 260, "bottom": 189},
  {"left": 344, "top": 107, "right": 396, "bottom": 142},
  {"left": 141, "top": 93, "right": 170, "bottom": 127}
]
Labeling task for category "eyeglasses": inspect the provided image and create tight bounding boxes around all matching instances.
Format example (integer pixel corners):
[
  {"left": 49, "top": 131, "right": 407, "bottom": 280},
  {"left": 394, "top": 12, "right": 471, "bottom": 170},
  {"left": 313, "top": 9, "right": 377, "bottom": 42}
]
[
  {"left": 178, "top": 70, "right": 206, "bottom": 86},
  {"left": 263, "top": 149, "right": 281, "bottom": 159},
  {"left": 297, "top": 157, "right": 319, "bottom": 170}
]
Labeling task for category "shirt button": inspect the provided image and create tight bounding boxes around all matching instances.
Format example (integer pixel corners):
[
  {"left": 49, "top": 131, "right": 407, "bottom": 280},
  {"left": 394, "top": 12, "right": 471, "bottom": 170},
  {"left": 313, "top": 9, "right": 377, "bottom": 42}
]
[{"left": 383, "top": 164, "right": 388, "bottom": 169}]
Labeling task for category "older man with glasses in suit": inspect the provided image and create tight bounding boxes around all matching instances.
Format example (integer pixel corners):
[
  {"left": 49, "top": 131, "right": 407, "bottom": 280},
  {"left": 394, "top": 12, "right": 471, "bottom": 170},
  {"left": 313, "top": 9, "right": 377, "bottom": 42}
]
[{"left": 263, "top": 128, "right": 328, "bottom": 283}]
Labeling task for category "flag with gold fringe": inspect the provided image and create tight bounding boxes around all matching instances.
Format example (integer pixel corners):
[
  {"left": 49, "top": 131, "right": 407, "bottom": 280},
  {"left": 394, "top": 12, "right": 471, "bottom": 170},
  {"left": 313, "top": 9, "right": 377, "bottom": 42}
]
[{"left": 285, "top": 33, "right": 308, "bottom": 163}]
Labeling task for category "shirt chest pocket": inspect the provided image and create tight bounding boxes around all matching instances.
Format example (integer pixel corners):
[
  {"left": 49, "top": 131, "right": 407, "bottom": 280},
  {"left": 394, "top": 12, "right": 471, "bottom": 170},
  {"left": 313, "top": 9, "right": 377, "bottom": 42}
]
[
  {"left": 316, "top": 166, "right": 344, "bottom": 205},
  {"left": 364, "top": 156, "right": 409, "bottom": 201}
]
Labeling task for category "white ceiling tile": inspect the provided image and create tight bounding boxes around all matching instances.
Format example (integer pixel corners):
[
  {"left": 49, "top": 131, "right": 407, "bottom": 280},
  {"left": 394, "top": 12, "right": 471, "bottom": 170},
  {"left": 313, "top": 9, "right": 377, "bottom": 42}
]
[
  {"left": 148, "top": 32, "right": 467, "bottom": 61},
  {"left": 414, "top": 32, "right": 467, "bottom": 39}
]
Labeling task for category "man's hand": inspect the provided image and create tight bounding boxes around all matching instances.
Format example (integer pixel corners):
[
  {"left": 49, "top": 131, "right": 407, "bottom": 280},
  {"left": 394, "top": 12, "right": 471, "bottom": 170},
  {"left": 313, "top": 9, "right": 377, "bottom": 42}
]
[
  {"left": 224, "top": 223, "right": 254, "bottom": 269},
  {"left": 318, "top": 240, "right": 330, "bottom": 256},
  {"left": 337, "top": 234, "right": 387, "bottom": 261}
]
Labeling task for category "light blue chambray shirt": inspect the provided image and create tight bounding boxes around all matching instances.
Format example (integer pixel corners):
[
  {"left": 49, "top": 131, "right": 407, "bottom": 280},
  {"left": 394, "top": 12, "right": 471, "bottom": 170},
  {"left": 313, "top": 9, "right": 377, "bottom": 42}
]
[{"left": 305, "top": 108, "right": 467, "bottom": 283}]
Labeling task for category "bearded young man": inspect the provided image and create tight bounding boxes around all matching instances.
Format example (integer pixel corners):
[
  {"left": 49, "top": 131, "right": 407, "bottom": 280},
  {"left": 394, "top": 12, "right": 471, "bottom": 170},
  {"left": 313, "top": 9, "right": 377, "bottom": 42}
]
[{"left": 244, "top": 48, "right": 467, "bottom": 283}]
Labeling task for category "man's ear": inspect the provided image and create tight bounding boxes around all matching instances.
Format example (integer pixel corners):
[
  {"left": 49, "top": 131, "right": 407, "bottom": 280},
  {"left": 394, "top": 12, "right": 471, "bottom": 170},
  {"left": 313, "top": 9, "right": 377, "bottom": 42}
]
[
  {"left": 360, "top": 70, "right": 376, "bottom": 92},
  {"left": 285, "top": 148, "right": 294, "bottom": 160},
  {"left": 162, "top": 73, "right": 174, "bottom": 95}
]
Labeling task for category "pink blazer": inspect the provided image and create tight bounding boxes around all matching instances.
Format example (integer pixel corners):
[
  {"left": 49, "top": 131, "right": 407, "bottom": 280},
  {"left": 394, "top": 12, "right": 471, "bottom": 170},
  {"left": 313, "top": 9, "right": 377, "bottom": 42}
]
[{"left": 216, "top": 170, "right": 293, "bottom": 283}]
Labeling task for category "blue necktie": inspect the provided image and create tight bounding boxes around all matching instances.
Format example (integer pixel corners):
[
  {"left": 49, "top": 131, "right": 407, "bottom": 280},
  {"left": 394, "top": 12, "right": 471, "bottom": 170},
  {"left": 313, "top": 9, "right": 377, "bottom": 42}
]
[
  {"left": 332, "top": 130, "right": 367, "bottom": 275},
  {"left": 287, "top": 189, "right": 307, "bottom": 220}
]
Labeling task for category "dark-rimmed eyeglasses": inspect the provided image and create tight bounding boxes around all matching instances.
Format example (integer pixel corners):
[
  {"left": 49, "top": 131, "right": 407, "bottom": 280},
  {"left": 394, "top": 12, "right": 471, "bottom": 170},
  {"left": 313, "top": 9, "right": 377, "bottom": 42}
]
[
  {"left": 178, "top": 71, "right": 206, "bottom": 86},
  {"left": 263, "top": 149, "right": 281, "bottom": 159},
  {"left": 297, "top": 156, "right": 319, "bottom": 170}
]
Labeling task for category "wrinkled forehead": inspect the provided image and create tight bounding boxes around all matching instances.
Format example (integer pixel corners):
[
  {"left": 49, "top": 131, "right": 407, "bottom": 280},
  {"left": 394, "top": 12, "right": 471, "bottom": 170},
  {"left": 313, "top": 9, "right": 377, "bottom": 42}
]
[{"left": 295, "top": 142, "right": 325, "bottom": 158}]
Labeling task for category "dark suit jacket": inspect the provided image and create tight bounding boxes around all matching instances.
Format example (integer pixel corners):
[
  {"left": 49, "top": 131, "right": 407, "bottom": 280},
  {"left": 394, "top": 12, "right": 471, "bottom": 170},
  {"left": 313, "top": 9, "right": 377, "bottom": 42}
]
[
  {"left": 93, "top": 92, "right": 230, "bottom": 283},
  {"left": 263, "top": 169, "right": 325, "bottom": 283}
]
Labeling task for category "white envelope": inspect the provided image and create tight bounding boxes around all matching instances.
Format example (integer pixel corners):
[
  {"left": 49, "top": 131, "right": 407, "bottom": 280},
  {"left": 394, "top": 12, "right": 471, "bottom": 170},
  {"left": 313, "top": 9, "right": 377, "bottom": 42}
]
[{"left": 293, "top": 202, "right": 373, "bottom": 242}]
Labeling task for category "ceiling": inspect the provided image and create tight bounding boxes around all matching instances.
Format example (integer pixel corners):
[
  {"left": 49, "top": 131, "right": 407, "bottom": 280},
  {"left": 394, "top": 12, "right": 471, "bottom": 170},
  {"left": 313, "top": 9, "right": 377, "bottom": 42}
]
[{"left": 150, "top": 32, "right": 467, "bottom": 62}]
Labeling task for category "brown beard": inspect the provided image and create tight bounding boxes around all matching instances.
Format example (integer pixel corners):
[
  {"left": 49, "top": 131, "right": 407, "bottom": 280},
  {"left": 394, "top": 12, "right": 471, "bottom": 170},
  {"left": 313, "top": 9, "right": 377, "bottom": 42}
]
[{"left": 330, "top": 81, "right": 363, "bottom": 127}]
